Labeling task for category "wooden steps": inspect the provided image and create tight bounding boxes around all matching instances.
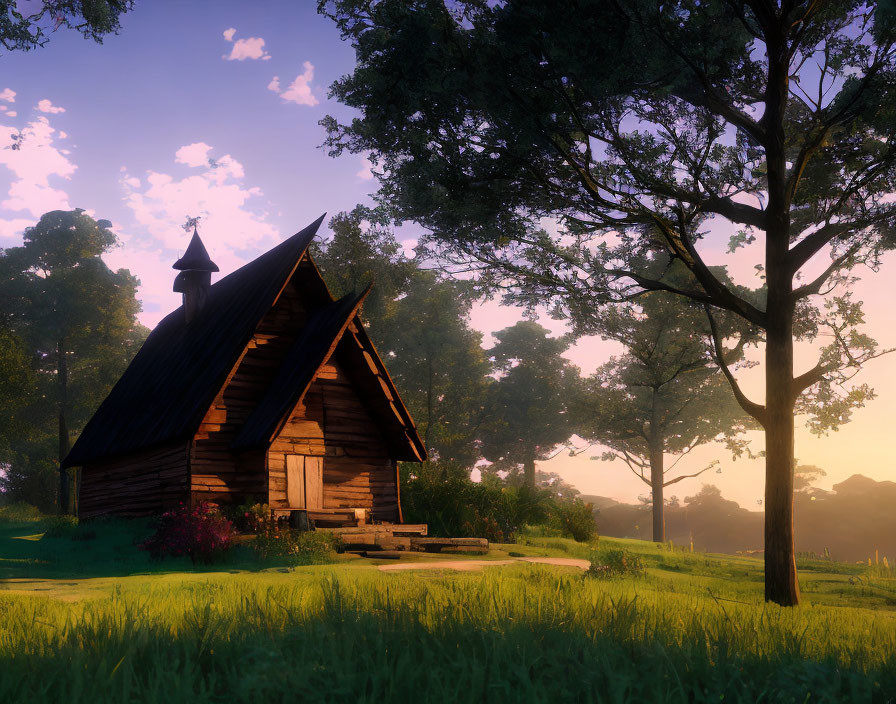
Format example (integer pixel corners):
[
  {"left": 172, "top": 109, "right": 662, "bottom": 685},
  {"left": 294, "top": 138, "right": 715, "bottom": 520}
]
[
  {"left": 315, "top": 521, "right": 487, "bottom": 556},
  {"left": 410, "top": 537, "right": 489, "bottom": 554}
]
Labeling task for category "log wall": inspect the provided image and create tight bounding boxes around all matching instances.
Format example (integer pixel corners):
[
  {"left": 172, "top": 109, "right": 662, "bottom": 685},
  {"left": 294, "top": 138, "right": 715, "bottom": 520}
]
[
  {"left": 79, "top": 441, "right": 190, "bottom": 518},
  {"left": 268, "top": 357, "right": 399, "bottom": 522},
  {"left": 190, "top": 274, "right": 310, "bottom": 505}
]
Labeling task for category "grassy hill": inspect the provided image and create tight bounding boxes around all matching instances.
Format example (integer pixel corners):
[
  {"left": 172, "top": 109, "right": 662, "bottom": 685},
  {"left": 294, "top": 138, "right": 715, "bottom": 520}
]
[{"left": 1, "top": 515, "right": 895, "bottom": 703}]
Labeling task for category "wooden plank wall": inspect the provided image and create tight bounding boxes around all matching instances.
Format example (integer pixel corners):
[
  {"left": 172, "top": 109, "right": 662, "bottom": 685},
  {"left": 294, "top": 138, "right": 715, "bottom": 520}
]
[
  {"left": 79, "top": 441, "right": 190, "bottom": 518},
  {"left": 190, "top": 275, "right": 309, "bottom": 505},
  {"left": 268, "top": 358, "right": 399, "bottom": 521}
]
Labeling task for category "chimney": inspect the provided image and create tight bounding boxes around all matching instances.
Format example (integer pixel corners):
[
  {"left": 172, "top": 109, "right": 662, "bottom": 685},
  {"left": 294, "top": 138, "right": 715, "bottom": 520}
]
[{"left": 173, "top": 225, "right": 219, "bottom": 324}]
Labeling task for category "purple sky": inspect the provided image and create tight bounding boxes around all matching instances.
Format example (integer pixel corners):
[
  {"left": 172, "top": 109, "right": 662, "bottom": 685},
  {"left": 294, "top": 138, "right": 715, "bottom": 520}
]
[{"left": 3, "top": 1, "right": 895, "bottom": 510}]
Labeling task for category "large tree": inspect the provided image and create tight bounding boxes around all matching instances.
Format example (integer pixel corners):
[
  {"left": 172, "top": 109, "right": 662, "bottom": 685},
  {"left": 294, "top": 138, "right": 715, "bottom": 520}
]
[
  {"left": 0, "top": 210, "right": 145, "bottom": 512},
  {"left": 0, "top": 0, "right": 133, "bottom": 53},
  {"left": 575, "top": 290, "right": 755, "bottom": 542},
  {"left": 320, "top": 0, "right": 896, "bottom": 605},
  {"left": 480, "top": 321, "right": 578, "bottom": 487}
]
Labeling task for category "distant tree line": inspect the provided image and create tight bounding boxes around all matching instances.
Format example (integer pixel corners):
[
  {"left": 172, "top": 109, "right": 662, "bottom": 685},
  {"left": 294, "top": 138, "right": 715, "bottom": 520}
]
[{"left": 593, "top": 472, "right": 896, "bottom": 564}]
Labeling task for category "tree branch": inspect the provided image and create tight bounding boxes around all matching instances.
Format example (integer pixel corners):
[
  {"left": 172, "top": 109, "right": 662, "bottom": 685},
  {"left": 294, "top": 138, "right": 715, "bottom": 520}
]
[
  {"left": 704, "top": 305, "right": 767, "bottom": 425},
  {"left": 664, "top": 459, "right": 720, "bottom": 487},
  {"left": 791, "top": 242, "right": 863, "bottom": 301}
]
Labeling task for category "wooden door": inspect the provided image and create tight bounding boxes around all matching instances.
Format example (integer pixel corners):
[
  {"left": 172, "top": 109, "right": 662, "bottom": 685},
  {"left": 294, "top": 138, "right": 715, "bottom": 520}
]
[
  {"left": 286, "top": 455, "right": 305, "bottom": 508},
  {"left": 286, "top": 455, "right": 323, "bottom": 509},
  {"left": 304, "top": 456, "right": 323, "bottom": 509}
]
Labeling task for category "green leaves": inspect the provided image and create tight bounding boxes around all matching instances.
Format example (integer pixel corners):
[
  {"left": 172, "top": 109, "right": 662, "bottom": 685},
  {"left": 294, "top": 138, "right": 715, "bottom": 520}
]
[
  {"left": 0, "top": 210, "right": 146, "bottom": 508},
  {"left": 0, "top": 0, "right": 134, "bottom": 53},
  {"left": 480, "top": 321, "right": 578, "bottom": 477}
]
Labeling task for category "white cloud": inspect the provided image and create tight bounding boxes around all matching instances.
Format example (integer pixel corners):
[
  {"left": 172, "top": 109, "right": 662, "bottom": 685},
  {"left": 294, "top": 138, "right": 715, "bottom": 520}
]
[
  {"left": 36, "top": 99, "right": 65, "bottom": 114},
  {"left": 0, "top": 217, "right": 32, "bottom": 244},
  {"left": 175, "top": 142, "right": 213, "bottom": 168},
  {"left": 269, "top": 61, "right": 318, "bottom": 106},
  {"left": 222, "top": 28, "right": 271, "bottom": 61},
  {"left": 58, "top": 131, "right": 67, "bottom": 139},
  {"left": 6, "top": 112, "right": 16, "bottom": 118},
  {"left": 356, "top": 156, "right": 374, "bottom": 181},
  {"left": 0, "top": 89, "right": 15, "bottom": 103},
  {"left": 0, "top": 115, "right": 75, "bottom": 217},
  {"left": 121, "top": 143, "right": 281, "bottom": 326},
  {"left": 0, "top": 106, "right": 6, "bottom": 112}
]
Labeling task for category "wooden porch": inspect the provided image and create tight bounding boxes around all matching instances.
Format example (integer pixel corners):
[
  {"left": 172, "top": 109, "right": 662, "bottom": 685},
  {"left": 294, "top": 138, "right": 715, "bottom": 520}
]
[{"left": 273, "top": 507, "right": 489, "bottom": 557}]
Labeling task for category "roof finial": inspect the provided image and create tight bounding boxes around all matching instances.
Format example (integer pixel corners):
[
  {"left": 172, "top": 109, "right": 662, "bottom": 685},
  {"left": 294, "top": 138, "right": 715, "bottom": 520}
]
[
  {"left": 173, "top": 216, "right": 219, "bottom": 273},
  {"left": 174, "top": 216, "right": 218, "bottom": 323}
]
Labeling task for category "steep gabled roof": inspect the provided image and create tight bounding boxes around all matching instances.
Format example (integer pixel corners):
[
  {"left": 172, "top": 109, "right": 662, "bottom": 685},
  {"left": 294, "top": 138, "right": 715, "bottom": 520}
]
[
  {"left": 232, "top": 286, "right": 371, "bottom": 451},
  {"left": 64, "top": 215, "right": 427, "bottom": 469},
  {"left": 63, "top": 216, "right": 326, "bottom": 468}
]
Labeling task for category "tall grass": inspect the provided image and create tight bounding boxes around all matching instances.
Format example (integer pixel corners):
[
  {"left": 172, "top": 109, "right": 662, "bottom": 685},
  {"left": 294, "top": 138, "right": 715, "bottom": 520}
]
[
  {"left": 1, "top": 562, "right": 895, "bottom": 703},
  {"left": 2, "top": 518, "right": 896, "bottom": 702}
]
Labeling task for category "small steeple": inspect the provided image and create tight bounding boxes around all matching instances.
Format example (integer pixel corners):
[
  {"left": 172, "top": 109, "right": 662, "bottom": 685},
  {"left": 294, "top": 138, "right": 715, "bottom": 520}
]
[{"left": 173, "top": 222, "right": 218, "bottom": 324}]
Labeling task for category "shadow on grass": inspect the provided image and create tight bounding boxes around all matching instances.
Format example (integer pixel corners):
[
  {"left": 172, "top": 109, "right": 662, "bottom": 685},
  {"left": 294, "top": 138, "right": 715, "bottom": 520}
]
[{"left": 0, "top": 520, "right": 284, "bottom": 580}]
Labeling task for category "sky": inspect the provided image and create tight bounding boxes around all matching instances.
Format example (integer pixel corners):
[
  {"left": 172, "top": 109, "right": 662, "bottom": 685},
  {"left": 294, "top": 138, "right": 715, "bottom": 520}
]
[{"left": 2, "top": 1, "right": 895, "bottom": 510}]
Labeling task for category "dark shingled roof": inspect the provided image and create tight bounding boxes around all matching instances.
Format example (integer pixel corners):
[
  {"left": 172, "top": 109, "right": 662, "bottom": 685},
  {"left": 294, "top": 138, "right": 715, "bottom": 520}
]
[
  {"left": 63, "top": 216, "right": 326, "bottom": 468},
  {"left": 232, "top": 286, "right": 372, "bottom": 451},
  {"left": 64, "top": 214, "right": 427, "bottom": 469}
]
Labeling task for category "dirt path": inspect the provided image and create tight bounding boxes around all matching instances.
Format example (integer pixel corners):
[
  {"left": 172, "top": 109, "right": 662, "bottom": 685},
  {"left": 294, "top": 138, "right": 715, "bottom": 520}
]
[{"left": 377, "top": 557, "right": 590, "bottom": 572}]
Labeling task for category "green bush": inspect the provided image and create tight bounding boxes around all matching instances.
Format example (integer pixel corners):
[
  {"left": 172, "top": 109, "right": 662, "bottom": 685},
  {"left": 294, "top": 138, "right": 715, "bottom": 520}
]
[
  {"left": 587, "top": 547, "right": 645, "bottom": 578},
  {"left": 550, "top": 498, "right": 597, "bottom": 542},
  {"left": 400, "top": 463, "right": 553, "bottom": 542},
  {"left": 252, "top": 529, "right": 344, "bottom": 565},
  {"left": 41, "top": 514, "right": 81, "bottom": 538},
  {"left": 0, "top": 502, "right": 43, "bottom": 523}
]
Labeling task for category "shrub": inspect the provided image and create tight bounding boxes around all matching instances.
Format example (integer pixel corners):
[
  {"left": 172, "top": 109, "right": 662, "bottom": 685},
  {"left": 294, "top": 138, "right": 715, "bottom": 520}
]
[
  {"left": 252, "top": 528, "right": 343, "bottom": 565},
  {"left": 400, "top": 463, "right": 554, "bottom": 541},
  {"left": 229, "top": 501, "right": 274, "bottom": 533},
  {"left": 141, "top": 502, "right": 234, "bottom": 564},
  {"left": 42, "top": 514, "right": 80, "bottom": 538},
  {"left": 587, "top": 548, "right": 645, "bottom": 579},
  {"left": 0, "top": 502, "right": 43, "bottom": 523},
  {"left": 550, "top": 499, "right": 597, "bottom": 542}
]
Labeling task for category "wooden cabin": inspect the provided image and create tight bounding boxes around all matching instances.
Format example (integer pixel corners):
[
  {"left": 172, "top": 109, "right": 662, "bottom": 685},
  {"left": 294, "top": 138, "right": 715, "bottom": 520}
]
[{"left": 64, "top": 216, "right": 427, "bottom": 523}]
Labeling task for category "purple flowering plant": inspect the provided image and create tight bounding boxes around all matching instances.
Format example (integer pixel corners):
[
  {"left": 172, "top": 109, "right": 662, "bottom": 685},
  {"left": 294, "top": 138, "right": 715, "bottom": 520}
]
[{"left": 141, "top": 501, "right": 234, "bottom": 564}]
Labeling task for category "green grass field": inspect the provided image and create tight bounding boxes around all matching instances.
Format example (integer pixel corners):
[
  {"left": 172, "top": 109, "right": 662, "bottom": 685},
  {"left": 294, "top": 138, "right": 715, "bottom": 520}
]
[{"left": 1, "top": 516, "right": 895, "bottom": 703}]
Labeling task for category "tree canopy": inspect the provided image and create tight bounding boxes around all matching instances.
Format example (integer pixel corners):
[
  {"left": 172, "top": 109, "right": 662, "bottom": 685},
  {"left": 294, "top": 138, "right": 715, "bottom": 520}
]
[
  {"left": 0, "top": 0, "right": 133, "bottom": 52},
  {"left": 320, "top": 0, "right": 896, "bottom": 605},
  {"left": 0, "top": 210, "right": 146, "bottom": 511},
  {"left": 575, "top": 289, "right": 755, "bottom": 541},
  {"left": 480, "top": 321, "right": 578, "bottom": 487}
]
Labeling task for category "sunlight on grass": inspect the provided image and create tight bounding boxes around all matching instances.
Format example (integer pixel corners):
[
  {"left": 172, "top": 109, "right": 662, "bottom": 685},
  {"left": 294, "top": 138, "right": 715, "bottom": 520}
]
[{"left": 1, "top": 523, "right": 895, "bottom": 702}]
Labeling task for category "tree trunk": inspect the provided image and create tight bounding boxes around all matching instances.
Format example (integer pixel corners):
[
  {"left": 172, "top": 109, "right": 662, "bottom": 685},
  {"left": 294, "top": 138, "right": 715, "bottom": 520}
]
[
  {"left": 648, "top": 389, "right": 664, "bottom": 542},
  {"left": 649, "top": 440, "right": 665, "bottom": 543},
  {"left": 523, "top": 452, "right": 536, "bottom": 488},
  {"left": 57, "top": 337, "right": 71, "bottom": 515},
  {"left": 761, "top": 26, "right": 800, "bottom": 607},
  {"left": 763, "top": 325, "right": 800, "bottom": 606}
]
